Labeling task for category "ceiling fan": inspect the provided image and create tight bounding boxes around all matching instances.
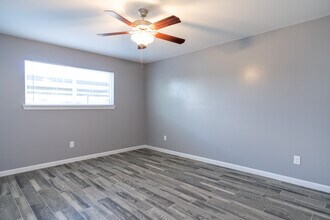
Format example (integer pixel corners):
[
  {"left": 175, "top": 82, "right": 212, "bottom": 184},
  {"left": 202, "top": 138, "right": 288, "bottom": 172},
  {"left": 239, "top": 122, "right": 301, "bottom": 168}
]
[{"left": 98, "top": 8, "right": 185, "bottom": 49}]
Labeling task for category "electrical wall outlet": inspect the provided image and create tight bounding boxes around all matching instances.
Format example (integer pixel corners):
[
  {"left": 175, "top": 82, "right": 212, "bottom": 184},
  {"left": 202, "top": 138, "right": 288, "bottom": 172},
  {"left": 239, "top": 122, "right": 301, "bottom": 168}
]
[
  {"left": 164, "top": 135, "right": 167, "bottom": 141},
  {"left": 293, "top": 155, "right": 301, "bottom": 165},
  {"left": 69, "top": 141, "right": 75, "bottom": 148}
]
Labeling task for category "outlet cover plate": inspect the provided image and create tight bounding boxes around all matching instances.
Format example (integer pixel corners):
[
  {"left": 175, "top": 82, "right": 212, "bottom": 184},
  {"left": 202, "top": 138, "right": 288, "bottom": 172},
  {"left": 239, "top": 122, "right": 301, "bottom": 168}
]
[
  {"left": 294, "top": 155, "right": 301, "bottom": 165},
  {"left": 70, "top": 141, "right": 75, "bottom": 148}
]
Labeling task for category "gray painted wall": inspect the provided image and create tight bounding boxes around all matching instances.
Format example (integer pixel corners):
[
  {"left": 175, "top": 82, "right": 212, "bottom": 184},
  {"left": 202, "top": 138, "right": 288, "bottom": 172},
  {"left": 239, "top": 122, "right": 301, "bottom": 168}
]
[
  {"left": 146, "top": 16, "right": 330, "bottom": 185},
  {"left": 0, "top": 34, "right": 145, "bottom": 171}
]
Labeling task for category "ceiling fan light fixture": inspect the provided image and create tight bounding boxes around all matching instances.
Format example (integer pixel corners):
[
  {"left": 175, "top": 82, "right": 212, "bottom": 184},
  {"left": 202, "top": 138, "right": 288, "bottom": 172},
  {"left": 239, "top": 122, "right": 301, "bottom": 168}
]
[
  {"left": 130, "top": 25, "right": 156, "bottom": 48},
  {"left": 131, "top": 32, "right": 154, "bottom": 47},
  {"left": 99, "top": 9, "right": 185, "bottom": 49}
]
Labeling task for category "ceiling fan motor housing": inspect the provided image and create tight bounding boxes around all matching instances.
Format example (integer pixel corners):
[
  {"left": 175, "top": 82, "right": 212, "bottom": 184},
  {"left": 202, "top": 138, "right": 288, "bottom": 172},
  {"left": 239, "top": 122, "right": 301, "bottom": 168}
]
[{"left": 133, "top": 20, "right": 152, "bottom": 27}]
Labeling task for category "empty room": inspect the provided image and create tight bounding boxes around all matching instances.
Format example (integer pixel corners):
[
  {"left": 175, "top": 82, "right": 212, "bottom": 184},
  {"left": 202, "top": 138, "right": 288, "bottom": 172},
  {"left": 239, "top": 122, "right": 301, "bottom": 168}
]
[{"left": 0, "top": 0, "right": 329, "bottom": 219}]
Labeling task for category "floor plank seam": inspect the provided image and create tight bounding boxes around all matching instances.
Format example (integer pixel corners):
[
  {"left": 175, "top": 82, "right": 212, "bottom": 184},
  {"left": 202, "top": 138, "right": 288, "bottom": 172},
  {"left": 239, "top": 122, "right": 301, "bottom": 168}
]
[{"left": 4, "top": 176, "right": 24, "bottom": 220}]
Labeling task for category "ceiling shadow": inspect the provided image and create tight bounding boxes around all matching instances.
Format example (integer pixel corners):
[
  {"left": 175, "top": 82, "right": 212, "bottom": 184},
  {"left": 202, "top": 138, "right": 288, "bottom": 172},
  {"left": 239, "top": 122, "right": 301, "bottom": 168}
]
[
  {"left": 158, "top": 0, "right": 200, "bottom": 5},
  {"left": 183, "top": 21, "right": 256, "bottom": 52},
  {"left": 183, "top": 21, "right": 243, "bottom": 39},
  {"left": 28, "top": 8, "right": 100, "bottom": 21},
  {"left": 219, "top": 37, "right": 255, "bottom": 53}
]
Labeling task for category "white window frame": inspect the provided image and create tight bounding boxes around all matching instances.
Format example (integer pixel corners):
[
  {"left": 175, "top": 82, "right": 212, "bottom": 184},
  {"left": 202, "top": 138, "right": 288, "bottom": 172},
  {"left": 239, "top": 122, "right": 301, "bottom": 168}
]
[{"left": 22, "top": 60, "right": 115, "bottom": 110}]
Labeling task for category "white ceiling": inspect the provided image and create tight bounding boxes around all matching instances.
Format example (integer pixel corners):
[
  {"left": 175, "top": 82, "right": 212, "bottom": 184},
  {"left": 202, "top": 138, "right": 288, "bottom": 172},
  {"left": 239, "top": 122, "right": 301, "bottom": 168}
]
[{"left": 0, "top": 0, "right": 330, "bottom": 63}]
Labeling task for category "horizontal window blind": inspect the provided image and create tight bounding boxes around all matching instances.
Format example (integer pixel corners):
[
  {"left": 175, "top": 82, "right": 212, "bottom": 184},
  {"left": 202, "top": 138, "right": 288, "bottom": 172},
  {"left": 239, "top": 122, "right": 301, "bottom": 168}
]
[{"left": 25, "top": 60, "right": 114, "bottom": 106}]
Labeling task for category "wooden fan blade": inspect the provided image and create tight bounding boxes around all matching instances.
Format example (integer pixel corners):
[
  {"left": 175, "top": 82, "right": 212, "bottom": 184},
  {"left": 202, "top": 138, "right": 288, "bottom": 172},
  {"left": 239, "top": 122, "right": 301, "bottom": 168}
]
[
  {"left": 152, "top": 15, "right": 181, "bottom": 30},
  {"left": 155, "top": 33, "right": 185, "bottom": 44},
  {"left": 97, "top": 31, "right": 129, "bottom": 36},
  {"left": 104, "top": 10, "right": 134, "bottom": 26}
]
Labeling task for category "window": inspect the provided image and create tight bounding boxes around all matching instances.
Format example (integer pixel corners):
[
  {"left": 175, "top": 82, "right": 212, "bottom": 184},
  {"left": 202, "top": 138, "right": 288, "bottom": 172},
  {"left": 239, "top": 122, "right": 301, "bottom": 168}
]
[{"left": 24, "top": 60, "right": 114, "bottom": 109}]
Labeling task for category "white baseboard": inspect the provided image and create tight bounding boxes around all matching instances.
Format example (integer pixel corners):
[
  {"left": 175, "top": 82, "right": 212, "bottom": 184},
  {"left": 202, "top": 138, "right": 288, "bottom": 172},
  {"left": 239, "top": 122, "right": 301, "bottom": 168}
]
[
  {"left": 1, "top": 144, "right": 329, "bottom": 193},
  {"left": 0, "top": 145, "right": 145, "bottom": 177},
  {"left": 145, "top": 145, "right": 330, "bottom": 193}
]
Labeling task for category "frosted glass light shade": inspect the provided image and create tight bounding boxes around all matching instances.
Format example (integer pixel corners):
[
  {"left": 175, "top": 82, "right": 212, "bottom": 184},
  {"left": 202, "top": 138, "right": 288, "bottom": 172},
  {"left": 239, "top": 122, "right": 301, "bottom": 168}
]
[
  {"left": 130, "top": 25, "right": 155, "bottom": 47},
  {"left": 131, "top": 32, "right": 154, "bottom": 46}
]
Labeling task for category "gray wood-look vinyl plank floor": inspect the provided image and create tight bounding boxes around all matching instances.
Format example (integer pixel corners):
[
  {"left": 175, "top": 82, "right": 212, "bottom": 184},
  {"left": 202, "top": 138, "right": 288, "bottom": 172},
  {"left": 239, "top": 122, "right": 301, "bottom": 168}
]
[{"left": 0, "top": 148, "right": 329, "bottom": 220}]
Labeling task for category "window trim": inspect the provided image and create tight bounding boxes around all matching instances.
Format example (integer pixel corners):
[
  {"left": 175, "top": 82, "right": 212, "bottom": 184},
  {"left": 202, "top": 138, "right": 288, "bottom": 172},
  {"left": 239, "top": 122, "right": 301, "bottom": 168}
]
[
  {"left": 23, "top": 60, "right": 115, "bottom": 110},
  {"left": 22, "top": 104, "right": 116, "bottom": 110}
]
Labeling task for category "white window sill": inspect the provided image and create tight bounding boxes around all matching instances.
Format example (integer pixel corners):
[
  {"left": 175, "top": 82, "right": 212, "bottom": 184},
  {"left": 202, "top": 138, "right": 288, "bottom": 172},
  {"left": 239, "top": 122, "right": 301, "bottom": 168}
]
[{"left": 22, "top": 104, "right": 116, "bottom": 110}]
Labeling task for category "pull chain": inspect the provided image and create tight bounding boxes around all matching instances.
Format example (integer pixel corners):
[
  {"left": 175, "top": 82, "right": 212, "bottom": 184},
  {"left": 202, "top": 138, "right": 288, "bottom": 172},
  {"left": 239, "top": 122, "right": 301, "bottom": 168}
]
[{"left": 140, "top": 49, "right": 144, "bottom": 69}]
